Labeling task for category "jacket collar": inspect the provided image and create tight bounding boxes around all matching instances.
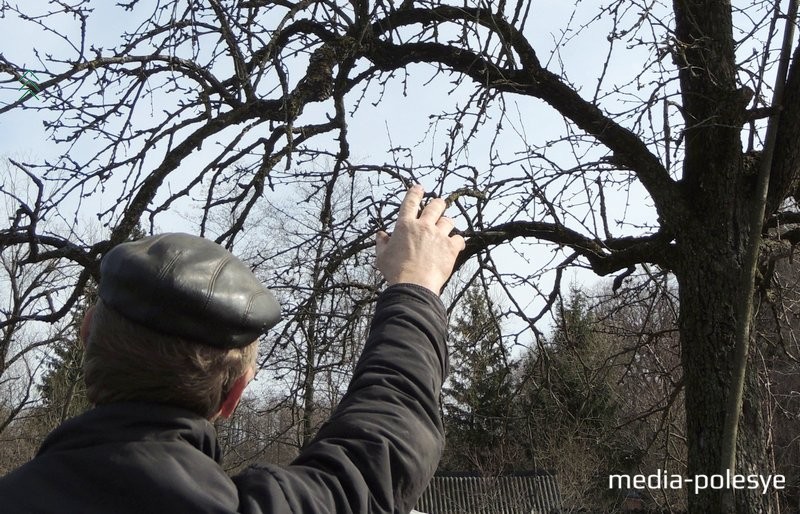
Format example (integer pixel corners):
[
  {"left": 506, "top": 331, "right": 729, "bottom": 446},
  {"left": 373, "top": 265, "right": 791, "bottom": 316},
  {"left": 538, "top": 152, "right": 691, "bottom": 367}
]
[{"left": 37, "top": 402, "right": 223, "bottom": 463}]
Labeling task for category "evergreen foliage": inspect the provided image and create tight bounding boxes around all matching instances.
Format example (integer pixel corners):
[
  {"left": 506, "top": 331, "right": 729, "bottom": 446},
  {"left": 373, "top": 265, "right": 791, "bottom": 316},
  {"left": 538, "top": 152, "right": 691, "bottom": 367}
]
[
  {"left": 441, "top": 285, "right": 515, "bottom": 471},
  {"left": 38, "top": 280, "right": 95, "bottom": 422}
]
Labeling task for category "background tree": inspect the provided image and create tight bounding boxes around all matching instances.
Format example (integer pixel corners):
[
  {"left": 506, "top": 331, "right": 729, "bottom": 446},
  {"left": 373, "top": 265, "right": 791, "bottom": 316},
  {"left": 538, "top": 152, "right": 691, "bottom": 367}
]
[
  {"left": 37, "top": 279, "right": 95, "bottom": 426},
  {"left": 440, "top": 284, "right": 516, "bottom": 472},
  {"left": 247, "top": 176, "right": 380, "bottom": 449},
  {"left": 515, "top": 288, "right": 622, "bottom": 511},
  {"left": 503, "top": 280, "right": 685, "bottom": 512},
  {"left": 592, "top": 278, "right": 686, "bottom": 512},
  {"left": 217, "top": 395, "right": 306, "bottom": 474},
  {"left": 0, "top": 162, "right": 77, "bottom": 469},
  {"left": 3, "top": 1, "right": 800, "bottom": 511},
  {"left": 752, "top": 258, "right": 800, "bottom": 511},
  {"left": 0, "top": 247, "right": 67, "bottom": 474}
]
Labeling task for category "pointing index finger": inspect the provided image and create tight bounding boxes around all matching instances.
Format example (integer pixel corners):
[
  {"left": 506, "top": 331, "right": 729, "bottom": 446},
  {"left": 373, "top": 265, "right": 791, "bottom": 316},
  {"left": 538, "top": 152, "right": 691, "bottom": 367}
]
[{"left": 397, "top": 184, "right": 424, "bottom": 222}]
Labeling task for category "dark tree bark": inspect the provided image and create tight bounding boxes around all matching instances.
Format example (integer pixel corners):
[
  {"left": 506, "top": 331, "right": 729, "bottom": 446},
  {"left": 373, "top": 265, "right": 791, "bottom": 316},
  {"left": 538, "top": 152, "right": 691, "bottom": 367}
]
[
  {"left": 669, "top": 1, "right": 765, "bottom": 511},
  {"left": 674, "top": 228, "right": 768, "bottom": 512}
]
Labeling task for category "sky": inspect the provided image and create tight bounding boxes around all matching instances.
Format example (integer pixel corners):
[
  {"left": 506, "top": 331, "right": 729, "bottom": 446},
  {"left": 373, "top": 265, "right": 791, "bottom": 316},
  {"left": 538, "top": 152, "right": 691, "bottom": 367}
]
[{"left": 0, "top": 1, "right": 690, "bottom": 348}]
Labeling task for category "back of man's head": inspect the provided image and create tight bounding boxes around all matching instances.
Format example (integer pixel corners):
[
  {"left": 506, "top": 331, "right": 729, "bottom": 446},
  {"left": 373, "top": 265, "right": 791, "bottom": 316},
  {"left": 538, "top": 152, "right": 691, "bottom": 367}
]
[
  {"left": 84, "top": 233, "right": 281, "bottom": 418},
  {"left": 83, "top": 301, "right": 257, "bottom": 418}
]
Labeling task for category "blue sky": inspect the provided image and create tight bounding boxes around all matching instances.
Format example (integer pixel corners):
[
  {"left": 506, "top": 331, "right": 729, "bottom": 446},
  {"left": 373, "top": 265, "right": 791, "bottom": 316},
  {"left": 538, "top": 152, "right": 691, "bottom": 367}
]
[{"left": 0, "top": 1, "right": 681, "bottom": 346}]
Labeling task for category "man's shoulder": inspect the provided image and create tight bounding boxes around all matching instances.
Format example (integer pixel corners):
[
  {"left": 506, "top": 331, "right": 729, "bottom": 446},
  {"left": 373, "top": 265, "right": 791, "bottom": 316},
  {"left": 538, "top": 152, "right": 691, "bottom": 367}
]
[{"left": 0, "top": 420, "right": 240, "bottom": 513}]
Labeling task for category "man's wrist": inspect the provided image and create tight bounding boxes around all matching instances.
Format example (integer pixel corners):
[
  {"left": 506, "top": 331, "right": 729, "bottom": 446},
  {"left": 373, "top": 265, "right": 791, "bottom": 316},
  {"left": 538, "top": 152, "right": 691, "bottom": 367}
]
[
  {"left": 387, "top": 283, "right": 440, "bottom": 297},
  {"left": 381, "top": 283, "right": 447, "bottom": 313},
  {"left": 385, "top": 277, "right": 442, "bottom": 296}
]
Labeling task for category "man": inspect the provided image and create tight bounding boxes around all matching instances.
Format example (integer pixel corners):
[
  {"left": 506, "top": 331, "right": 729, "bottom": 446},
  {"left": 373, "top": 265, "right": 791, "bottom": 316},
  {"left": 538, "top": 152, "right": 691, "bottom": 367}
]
[{"left": 0, "top": 185, "right": 465, "bottom": 513}]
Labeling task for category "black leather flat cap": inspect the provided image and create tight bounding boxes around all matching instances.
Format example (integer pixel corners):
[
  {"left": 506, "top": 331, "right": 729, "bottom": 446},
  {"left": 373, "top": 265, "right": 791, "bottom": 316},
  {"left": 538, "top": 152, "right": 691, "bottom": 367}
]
[{"left": 99, "top": 233, "right": 281, "bottom": 349}]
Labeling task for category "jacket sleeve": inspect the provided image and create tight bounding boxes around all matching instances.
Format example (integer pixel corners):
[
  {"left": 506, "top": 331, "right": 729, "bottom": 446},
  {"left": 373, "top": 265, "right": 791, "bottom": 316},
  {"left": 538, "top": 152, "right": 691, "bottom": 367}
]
[{"left": 233, "top": 283, "right": 449, "bottom": 514}]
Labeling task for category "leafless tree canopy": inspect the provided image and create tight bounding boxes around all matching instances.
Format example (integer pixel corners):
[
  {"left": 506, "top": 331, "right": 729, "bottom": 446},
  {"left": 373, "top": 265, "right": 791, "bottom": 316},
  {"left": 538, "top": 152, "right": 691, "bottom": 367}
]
[{"left": 4, "top": 1, "right": 800, "bottom": 511}]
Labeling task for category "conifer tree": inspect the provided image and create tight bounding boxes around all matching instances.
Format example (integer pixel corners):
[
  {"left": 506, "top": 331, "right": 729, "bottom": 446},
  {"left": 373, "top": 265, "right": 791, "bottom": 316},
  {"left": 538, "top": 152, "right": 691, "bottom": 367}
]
[
  {"left": 441, "top": 285, "right": 515, "bottom": 471},
  {"left": 38, "top": 280, "right": 95, "bottom": 423}
]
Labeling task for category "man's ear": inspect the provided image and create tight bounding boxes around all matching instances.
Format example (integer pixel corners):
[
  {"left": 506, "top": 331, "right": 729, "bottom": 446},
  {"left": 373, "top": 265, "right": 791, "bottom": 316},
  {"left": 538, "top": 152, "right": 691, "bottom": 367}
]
[
  {"left": 79, "top": 305, "right": 96, "bottom": 348},
  {"left": 215, "top": 367, "right": 255, "bottom": 420}
]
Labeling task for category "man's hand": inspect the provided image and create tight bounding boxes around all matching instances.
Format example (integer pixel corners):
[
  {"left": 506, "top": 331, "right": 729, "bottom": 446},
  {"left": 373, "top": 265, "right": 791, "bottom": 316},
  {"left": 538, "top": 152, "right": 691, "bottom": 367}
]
[{"left": 376, "top": 185, "right": 466, "bottom": 295}]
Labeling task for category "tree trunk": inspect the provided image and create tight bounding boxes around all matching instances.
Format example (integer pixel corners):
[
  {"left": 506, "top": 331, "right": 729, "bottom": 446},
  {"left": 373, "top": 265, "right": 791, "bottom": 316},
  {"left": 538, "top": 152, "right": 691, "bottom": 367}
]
[
  {"left": 670, "top": 2, "right": 777, "bottom": 510},
  {"left": 676, "top": 231, "right": 769, "bottom": 513}
]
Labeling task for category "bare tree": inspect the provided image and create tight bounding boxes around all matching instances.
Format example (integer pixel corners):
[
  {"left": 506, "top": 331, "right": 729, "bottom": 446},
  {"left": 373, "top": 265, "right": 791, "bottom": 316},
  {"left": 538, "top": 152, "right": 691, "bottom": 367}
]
[
  {"left": 594, "top": 277, "right": 687, "bottom": 512},
  {"left": 247, "top": 175, "right": 380, "bottom": 448},
  {"left": 0, "top": 243, "right": 74, "bottom": 470},
  {"left": 217, "top": 395, "right": 304, "bottom": 474},
  {"left": 4, "top": 1, "right": 800, "bottom": 510},
  {"left": 753, "top": 259, "right": 800, "bottom": 512}
]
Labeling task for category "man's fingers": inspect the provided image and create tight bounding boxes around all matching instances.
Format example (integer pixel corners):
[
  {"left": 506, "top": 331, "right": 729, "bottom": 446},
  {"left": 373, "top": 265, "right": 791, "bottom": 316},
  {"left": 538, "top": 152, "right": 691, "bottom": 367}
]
[
  {"left": 376, "top": 230, "right": 390, "bottom": 251},
  {"left": 436, "top": 216, "right": 455, "bottom": 233},
  {"left": 376, "top": 185, "right": 466, "bottom": 292},
  {"left": 397, "top": 184, "right": 425, "bottom": 222},
  {"left": 419, "top": 197, "right": 447, "bottom": 224},
  {"left": 453, "top": 234, "right": 466, "bottom": 251}
]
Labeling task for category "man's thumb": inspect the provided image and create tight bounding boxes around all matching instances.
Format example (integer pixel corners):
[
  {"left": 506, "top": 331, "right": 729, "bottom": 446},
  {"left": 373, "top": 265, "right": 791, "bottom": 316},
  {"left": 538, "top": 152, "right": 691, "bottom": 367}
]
[{"left": 376, "top": 231, "right": 390, "bottom": 253}]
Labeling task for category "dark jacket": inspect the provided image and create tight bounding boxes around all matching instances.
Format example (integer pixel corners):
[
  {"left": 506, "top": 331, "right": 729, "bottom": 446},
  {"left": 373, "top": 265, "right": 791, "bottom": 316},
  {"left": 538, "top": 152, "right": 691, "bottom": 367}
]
[{"left": 0, "top": 284, "right": 448, "bottom": 513}]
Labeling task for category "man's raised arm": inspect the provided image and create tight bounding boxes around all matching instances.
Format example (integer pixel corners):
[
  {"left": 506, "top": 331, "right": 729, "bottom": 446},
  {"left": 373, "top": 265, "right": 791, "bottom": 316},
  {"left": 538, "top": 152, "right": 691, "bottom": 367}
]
[{"left": 233, "top": 185, "right": 465, "bottom": 513}]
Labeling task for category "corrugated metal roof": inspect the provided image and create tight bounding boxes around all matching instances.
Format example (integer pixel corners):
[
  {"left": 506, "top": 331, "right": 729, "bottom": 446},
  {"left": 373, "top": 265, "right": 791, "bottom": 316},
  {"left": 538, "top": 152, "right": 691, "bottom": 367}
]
[{"left": 414, "top": 471, "right": 562, "bottom": 514}]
